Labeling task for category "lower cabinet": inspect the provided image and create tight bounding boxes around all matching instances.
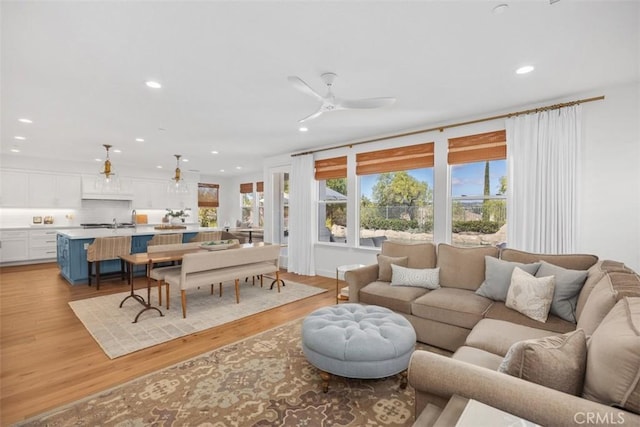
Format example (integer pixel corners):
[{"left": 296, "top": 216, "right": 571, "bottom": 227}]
[
  {"left": 29, "top": 229, "right": 59, "bottom": 260},
  {"left": 0, "top": 230, "right": 29, "bottom": 263}
]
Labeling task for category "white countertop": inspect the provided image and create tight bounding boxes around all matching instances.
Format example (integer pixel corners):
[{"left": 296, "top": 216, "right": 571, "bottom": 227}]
[{"left": 57, "top": 225, "right": 220, "bottom": 239}]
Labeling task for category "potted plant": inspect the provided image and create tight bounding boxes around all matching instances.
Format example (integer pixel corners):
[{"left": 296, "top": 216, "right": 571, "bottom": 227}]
[{"left": 166, "top": 209, "right": 186, "bottom": 225}]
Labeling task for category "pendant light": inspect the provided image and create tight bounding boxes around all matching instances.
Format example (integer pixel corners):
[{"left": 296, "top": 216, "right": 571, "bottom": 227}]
[
  {"left": 96, "top": 144, "right": 120, "bottom": 192},
  {"left": 168, "top": 154, "right": 189, "bottom": 194}
]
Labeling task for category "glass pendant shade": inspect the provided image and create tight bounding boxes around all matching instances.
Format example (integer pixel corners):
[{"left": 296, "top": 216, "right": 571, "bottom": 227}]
[
  {"left": 168, "top": 154, "right": 189, "bottom": 194},
  {"left": 96, "top": 144, "right": 120, "bottom": 192}
]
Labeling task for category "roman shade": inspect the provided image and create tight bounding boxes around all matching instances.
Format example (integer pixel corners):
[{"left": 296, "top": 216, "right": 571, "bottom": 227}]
[
  {"left": 356, "top": 143, "right": 434, "bottom": 175},
  {"left": 240, "top": 183, "right": 254, "bottom": 193},
  {"left": 315, "top": 156, "right": 347, "bottom": 180},
  {"left": 448, "top": 130, "right": 506, "bottom": 165},
  {"left": 257, "top": 181, "right": 264, "bottom": 192}
]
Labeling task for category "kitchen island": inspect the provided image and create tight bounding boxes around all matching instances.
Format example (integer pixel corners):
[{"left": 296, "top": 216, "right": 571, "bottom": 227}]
[{"left": 56, "top": 226, "right": 219, "bottom": 285}]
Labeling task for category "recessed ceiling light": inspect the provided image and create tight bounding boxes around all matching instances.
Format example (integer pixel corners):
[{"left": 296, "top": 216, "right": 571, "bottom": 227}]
[
  {"left": 10, "top": 148, "right": 20, "bottom": 153},
  {"left": 18, "top": 118, "right": 33, "bottom": 124},
  {"left": 492, "top": 4, "right": 509, "bottom": 14},
  {"left": 135, "top": 138, "right": 145, "bottom": 142},
  {"left": 14, "top": 136, "right": 26, "bottom": 140},
  {"left": 156, "top": 165, "right": 163, "bottom": 169},
  {"left": 182, "top": 159, "right": 189, "bottom": 162},
  {"left": 299, "top": 126, "right": 308, "bottom": 132},
  {"left": 113, "top": 149, "right": 122, "bottom": 153},
  {"left": 516, "top": 65, "right": 535, "bottom": 74},
  {"left": 211, "top": 150, "right": 219, "bottom": 154},
  {"left": 220, "top": 169, "right": 225, "bottom": 172},
  {"left": 145, "top": 81, "right": 162, "bottom": 89},
  {"left": 235, "top": 166, "right": 242, "bottom": 170},
  {"left": 95, "top": 158, "right": 102, "bottom": 162}
]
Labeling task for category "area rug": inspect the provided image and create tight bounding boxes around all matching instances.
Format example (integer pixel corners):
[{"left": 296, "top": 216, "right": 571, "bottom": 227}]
[
  {"left": 69, "top": 280, "right": 326, "bottom": 359},
  {"left": 17, "top": 319, "right": 417, "bottom": 427}
]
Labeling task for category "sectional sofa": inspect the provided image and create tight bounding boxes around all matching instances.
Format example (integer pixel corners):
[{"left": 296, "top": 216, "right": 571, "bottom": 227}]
[{"left": 344, "top": 241, "right": 640, "bottom": 426}]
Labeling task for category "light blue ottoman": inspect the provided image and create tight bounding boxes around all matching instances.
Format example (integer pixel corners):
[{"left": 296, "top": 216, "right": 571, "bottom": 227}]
[{"left": 302, "top": 303, "right": 417, "bottom": 392}]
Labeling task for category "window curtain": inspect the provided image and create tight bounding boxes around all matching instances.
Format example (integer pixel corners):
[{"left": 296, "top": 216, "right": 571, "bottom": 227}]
[
  {"left": 506, "top": 105, "right": 582, "bottom": 253},
  {"left": 288, "top": 154, "right": 316, "bottom": 275}
]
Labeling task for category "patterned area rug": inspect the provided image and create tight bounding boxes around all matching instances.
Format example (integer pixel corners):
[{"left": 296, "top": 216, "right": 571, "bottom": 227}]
[
  {"left": 17, "top": 320, "right": 418, "bottom": 427},
  {"left": 69, "top": 280, "right": 326, "bottom": 359}
]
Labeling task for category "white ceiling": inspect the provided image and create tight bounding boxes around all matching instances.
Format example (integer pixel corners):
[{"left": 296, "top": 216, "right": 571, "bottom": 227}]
[{"left": 2, "top": 1, "right": 638, "bottom": 177}]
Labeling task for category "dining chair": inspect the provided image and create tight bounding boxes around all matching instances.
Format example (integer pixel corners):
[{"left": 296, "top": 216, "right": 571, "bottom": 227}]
[
  {"left": 147, "top": 233, "right": 183, "bottom": 247},
  {"left": 189, "top": 231, "right": 222, "bottom": 242},
  {"left": 87, "top": 235, "right": 132, "bottom": 290}
]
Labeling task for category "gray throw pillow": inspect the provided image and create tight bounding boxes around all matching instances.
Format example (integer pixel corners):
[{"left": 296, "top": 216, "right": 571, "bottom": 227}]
[
  {"left": 475, "top": 256, "right": 541, "bottom": 301},
  {"left": 535, "top": 261, "right": 588, "bottom": 323}
]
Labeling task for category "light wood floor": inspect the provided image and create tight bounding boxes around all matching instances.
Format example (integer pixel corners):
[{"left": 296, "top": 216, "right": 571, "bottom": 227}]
[{"left": 0, "top": 262, "right": 337, "bottom": 425}]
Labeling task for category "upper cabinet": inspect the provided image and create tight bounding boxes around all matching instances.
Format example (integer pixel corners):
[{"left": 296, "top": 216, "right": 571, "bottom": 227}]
[
  {"left": 0, "top": 170, "right": 29, "bottom": 207},
  {"left": 0, "top": 170, "right": 81, "bottom": 208},
  {"left": 132, "top": 179, "right": 168, "bottom": 209},
  {"left": 28, "top": 173, "right": 81, "bottom": 208}
]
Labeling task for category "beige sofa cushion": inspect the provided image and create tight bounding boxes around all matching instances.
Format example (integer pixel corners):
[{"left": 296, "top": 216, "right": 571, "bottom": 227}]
[
  {"left": 484, "top": 302, "right": 576, "bottom": 334},
  {"left": 452, "top": 345, "right": 505, "bottom": 370},
  {"left": 376, "top": 255, "right": 408, "bottom": 282},
  {"left": 498, "top": 329, "right": 587, "bottom": 396},
  {"left": 499, "top": 248, "right": 598, "bottom": 271},
  {"left": 411, "top": 288, "right": 492, "bottom": 329},
  {"left": 577, "top": 272, "right": 640, "bottom": 336},
  {"left": 465, "top": 319, "right": 561, "bottom": 357},
  {"left": 583, "top": 297, "right": 640, "bottom": 413},
  {"left": 437, "top": 244, "right": 499, "bottom": 291},
  {"left": 576, "top": 261, "right": 636, "bottom": 322},
  {"left": 359, "top": 281, "right": 429, "bottom": 314},
  {"left": 380, "top": 241, "right": 437, "bottom": 269}
]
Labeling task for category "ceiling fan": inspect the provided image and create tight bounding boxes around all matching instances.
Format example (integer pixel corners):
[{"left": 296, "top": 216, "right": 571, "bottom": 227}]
[{"left": 288, "top": 72, "right": 396, "bottom": 123}]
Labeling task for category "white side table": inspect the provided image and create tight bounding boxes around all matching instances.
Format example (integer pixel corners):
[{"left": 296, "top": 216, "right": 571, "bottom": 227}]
[{"left": 336, "top": 264, "right": 365, "bottom": 304}]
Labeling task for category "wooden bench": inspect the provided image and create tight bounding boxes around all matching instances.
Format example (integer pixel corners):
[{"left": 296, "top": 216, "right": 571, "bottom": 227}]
[{"left": 163, "top": 244, "right": 281, "bottom": 318}]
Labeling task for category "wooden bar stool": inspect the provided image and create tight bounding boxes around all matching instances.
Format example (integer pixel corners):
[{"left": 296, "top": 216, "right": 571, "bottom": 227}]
[
  {"left": 189, "top": 231, "right": 222, "bottom": 242},
  {"left": 147, "top": 233, "right": 183, "bottom": 247},
  {"left": 87, "top": 235, "right": 132, "bottom": 290}
]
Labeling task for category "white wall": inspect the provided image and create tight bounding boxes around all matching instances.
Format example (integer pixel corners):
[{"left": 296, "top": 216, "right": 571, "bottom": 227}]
[{"left": 267, "top": 81, "right": 640, "bottom": 277}]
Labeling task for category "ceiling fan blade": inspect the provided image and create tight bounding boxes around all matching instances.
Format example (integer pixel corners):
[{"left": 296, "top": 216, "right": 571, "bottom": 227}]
[
  {"left": 338, "top": 97, "right": 396, "bottom": 110},
  {"left": 298, "top": 109, "right": 324, "bottom": 123},
  {"left": 288, "top": 76, "right": 324, "bottom": 101}
]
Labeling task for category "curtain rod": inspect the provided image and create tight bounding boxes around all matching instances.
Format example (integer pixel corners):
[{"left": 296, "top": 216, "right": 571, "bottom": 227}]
[{"left": 291, "top": 95, "right": 604, "bottom": 157}]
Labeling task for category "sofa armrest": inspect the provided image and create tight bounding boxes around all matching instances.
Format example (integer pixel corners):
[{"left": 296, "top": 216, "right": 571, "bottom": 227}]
[
  {"left": 344, "top": 264, "right": 378, "bottom": 303},
  {"left": 408, "top": 350, "right": 639, "bottom": 427}
]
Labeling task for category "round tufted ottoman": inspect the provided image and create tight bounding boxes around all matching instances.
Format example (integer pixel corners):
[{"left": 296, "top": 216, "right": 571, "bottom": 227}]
[{"left": 302, "top": 303, "right": 417, "bottom": 392}]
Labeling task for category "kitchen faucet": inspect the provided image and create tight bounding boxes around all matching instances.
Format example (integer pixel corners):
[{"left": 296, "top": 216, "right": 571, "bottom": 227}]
[
  {"left": 113, "top": 218, "right": 118, "bottom": 229},
  {"left": 131, "top": 209, "right": 137, "bottom": 225}
]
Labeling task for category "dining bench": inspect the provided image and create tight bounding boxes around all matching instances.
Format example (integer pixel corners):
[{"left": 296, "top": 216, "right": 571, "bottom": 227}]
[{"left": 163, "top": 244, "right": 282, "bottom": 318}]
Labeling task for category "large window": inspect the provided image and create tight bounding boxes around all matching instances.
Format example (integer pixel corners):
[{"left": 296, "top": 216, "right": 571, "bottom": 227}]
[
  {"left": 197, "top": 182, "right": 219, "bottom": 227},
  {"left": 257, "top": 181, "right": 264, "bottom": 227},
  {"left": 240, "top": 182, "right": 254, "bottom": 225},
  {"left": 449, "top": 130, "right": 507, "bottom": 247},
  {"left": 316, "top": 157, "right": 347, "bottom": 244},
  {"left": 357, "top": 143, "right": 434, "bottom": 246}
]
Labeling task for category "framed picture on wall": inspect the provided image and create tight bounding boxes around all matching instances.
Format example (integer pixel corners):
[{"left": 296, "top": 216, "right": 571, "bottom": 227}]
[{"left": 198, "top": 183, "right": 219, "bottom": 207}]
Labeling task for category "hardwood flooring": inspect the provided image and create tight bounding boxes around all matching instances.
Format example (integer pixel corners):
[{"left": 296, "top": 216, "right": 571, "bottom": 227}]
[{"left": 0, "top": 262, "right": 337, "bottom": 425}]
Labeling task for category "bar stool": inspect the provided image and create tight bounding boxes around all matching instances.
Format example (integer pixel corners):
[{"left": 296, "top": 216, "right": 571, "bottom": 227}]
[
  {"left": 189, "top": 231, "right": 222, "bottom": 242},
  {"left": 87, "top": 235, "right": 132, "bottom": 290},
  {"left": 147, "top": 233, "right": 183, "bottom": 247}
]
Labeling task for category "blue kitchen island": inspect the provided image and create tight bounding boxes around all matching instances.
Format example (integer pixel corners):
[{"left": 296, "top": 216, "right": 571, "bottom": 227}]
[{"left": 56, "top": 226, "right": 218, "bottom": 285}]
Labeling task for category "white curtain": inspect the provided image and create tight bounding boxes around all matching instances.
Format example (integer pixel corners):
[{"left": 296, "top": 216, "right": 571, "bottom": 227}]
[
  {"left": 506, "top": 105, "right": 582, "bottom": 254},
  {"left": 287, "top": 154, "right": 316, "bottom": 275}
]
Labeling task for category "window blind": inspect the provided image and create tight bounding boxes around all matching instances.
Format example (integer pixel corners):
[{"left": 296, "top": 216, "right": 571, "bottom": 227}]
[
  {"left": 356, "top": 142, "right": 434, "bottom": 175},
  {"left": 240, "top": 183, "right": 254, "bottom": 193},
  {"left": 197, "top": 183, "right": 219, "bottom": 207},
  {"left": 256, "top": 181, "right": 264, "bottom": 192},
  {"left": 448, "top": 130, "right": 506, "bottom": 165},
  {"left": 314, "top": 156, "right": 347, "bottom": 180}
]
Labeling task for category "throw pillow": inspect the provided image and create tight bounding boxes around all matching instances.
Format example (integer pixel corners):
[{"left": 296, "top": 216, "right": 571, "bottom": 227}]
[
  {"left": 582, "top": 297, "right": 640, "bottom": 413},
  {"left": 476, "top": 257, "right": 541, "bottom": 301},
  {"left": 498, "top": 329, "right": 587, "bottom": 396},
  {"left": 506, "top": 267, "right": 556, "bottom": 322},
  {"left": 535, "top": 261, "right": 588, "bottom": 323},
  {"left": 390, "top": 264, "right": 440, "bottom": 289},
  {"left": 377, "top": 255, "right": 408, "bottom": 282}
]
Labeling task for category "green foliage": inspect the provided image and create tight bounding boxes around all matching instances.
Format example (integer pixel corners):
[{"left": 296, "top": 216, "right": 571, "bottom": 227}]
[
  {"left": 452, "top": 221, "right": 502, "bottom": 234},
  {"left": 361, "top": 217, "right": 433, "bottom": 233},
  {"left": 198, "top": 208, "right": 217, "bottom": 227},
  {"left": 371, "top": 172, "right": 431, "bottom": 220},
  {"left": 326, "top": 178, "right": 347, "bottom": 196}
]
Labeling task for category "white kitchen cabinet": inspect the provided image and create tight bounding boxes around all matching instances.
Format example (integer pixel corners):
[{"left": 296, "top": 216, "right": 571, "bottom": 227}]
[
  {"left": 28, "top": 173, "right": 81, "bottom": 208},
  {"left": 0, "top": 170, "right": 29, "bottom": 207},
  {"left": 0, "top": 230, "right": 29, "bottom": 263},
  {"left": 29, "top": 229, "right": 59, "bottom": 260},
  {"left": 132, "top": 179, "right": 168, "bottom": 209}
]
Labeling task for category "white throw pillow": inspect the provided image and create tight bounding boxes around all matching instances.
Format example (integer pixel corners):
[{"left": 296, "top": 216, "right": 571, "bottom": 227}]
[
  {"left": 506, "top": 267, "right": 556, "bottom": 322},
  {"left": 390, "top": 264, "right": 440, "bottom": 289}
]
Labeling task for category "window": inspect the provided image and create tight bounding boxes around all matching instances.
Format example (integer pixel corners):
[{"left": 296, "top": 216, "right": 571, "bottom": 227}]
[
  {"left": 316, "top": 156, "right": 347, "bottom": 244},
  {"left": 357, "top": 143, "right": 434, "bottom": 246},
  {"left": 257, "top": 181, "right": 264, "bottom": 227},
  {"left": 197, "top": 183, "right": 219, "bottom": 227},
  {"left": 449, "top": 130, "right": 507, "bottom": 247},
  {"left": 240, "top": 182, "right": 254, "bottom": 225}
]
